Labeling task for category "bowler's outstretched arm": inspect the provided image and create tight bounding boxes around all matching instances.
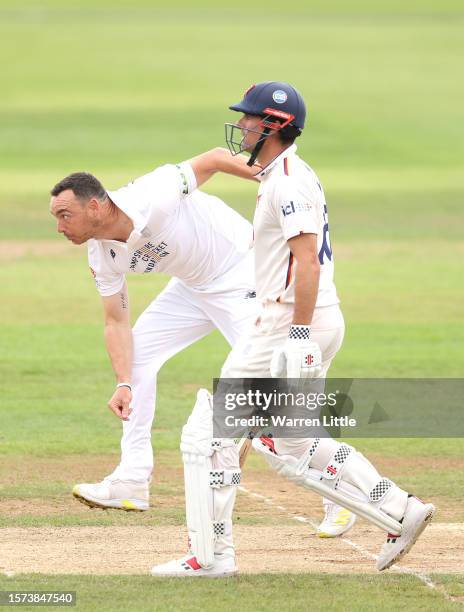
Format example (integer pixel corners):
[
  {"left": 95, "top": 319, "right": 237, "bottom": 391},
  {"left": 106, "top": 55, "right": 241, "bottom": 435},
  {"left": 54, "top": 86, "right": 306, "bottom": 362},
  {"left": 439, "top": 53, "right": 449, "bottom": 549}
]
[{"left": 189, "top": 147, "right": 261, "bottom": 187}]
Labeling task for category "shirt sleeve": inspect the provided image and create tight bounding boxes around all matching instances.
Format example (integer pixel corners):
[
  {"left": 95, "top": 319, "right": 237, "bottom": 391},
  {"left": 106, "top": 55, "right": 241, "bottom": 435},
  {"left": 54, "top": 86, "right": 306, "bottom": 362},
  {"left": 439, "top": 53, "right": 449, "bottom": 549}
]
[
  {"left": 108, "top": 162, "right": 198, "bottom": 222},
  {"left": 176, "top": 161, "right": 198, "bottom": 195},
  {"left": 87, "top": 240, "right": 125, "bottom": 297},
  {"left": 273, "top": 175, "right": 319, "bottom": 240},
  {"left": 146, "top": 162, "right": 197, "bottom": 214}
]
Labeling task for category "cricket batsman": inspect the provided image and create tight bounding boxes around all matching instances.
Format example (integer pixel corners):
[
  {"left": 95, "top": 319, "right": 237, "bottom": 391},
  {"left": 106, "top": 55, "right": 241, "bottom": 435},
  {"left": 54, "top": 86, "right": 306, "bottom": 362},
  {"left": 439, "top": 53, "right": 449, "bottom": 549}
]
[{"left": 151, "top": 82, "right": 435, "bottom": 577}]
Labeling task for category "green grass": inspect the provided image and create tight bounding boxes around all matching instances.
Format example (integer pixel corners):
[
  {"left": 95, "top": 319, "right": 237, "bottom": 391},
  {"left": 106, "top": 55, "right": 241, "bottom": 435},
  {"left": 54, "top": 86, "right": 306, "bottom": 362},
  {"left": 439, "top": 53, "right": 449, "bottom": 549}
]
[
  {"left": 1, "top": 574, "right": 463, "bottom": 612},
  {"left": 0, "top": 0, "right": 463, "bottom": 609},
  {"left": 1, "top": 241, "right": 463, "bottom": 456}
]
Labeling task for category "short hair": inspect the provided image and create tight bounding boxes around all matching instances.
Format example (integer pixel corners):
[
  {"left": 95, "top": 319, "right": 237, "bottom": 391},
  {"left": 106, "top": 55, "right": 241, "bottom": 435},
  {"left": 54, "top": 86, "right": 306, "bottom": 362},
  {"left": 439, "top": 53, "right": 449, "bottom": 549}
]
[
  {"left": 50, "top": 172, "right": 107, "bottom": 202},
  {"left": 277, "top": 124, "right": 302, "bottom": 145}
]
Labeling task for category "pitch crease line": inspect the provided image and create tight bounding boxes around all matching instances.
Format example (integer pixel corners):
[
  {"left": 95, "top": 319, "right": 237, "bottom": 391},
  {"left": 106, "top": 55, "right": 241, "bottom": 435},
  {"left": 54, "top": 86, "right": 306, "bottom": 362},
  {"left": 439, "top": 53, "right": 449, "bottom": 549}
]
[{"left": 237, "top": 485, "right": 450, "bottom": 600}]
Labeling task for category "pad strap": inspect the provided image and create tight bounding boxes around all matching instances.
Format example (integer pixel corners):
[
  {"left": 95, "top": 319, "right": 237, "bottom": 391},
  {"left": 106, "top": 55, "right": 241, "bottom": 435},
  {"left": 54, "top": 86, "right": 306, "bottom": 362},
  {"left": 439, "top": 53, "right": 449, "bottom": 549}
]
[
  {"left": 295, "top": 437, "right": 321, "bottom": 476},
  {"left": 369, "top": 478, "right": 393, "bottom": 503},
  {"left": 322, "top": 444, "right": 353, "bottom": 480},
  {"left": 211, "top": 438, "right": 235, "bottom": 451},
  {"left": 212, "top": 519, "right": 232, "bottom": 537},
  {"left": 209, "top": 470, "right": 241, "bottom": 488}
]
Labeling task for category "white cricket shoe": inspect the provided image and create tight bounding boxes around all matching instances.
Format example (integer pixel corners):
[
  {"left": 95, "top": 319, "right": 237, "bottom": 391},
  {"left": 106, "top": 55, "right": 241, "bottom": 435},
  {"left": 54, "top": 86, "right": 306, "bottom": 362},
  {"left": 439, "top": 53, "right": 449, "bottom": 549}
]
[
  {"left": 317, "top": 503, "right": 357, "bottom": 538},
  {"left": 151, "top": 554, "right": 237, "bottom": 578},
  {"left": 376, "top": 496, "right": 435, "bottom": 571},
  {"left": 72, "top": 479, "right": 149, "bottom": 511}
]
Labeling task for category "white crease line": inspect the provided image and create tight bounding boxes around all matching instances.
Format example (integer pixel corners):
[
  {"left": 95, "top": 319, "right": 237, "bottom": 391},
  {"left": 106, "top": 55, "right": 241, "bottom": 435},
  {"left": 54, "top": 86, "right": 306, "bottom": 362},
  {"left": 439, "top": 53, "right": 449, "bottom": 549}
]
[
  {"left": 293, "top": 516, "right": 310, "bottom": 524},
  {"left": 342, "top": 537, "right": 377, "bottom": 561},
  {"left": 238, "top": 485, "right": 450, "bottom": 600}
]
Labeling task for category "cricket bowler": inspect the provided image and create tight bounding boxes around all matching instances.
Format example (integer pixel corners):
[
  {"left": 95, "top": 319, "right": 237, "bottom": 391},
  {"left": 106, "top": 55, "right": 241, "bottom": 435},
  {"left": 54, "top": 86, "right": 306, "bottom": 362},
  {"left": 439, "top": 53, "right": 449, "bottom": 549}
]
[
  {"left": 50, "top": 152, "right": 258, "bottom": 511},
  {"left": 151, "top": 82, "right": 435, "bottom": 577}
]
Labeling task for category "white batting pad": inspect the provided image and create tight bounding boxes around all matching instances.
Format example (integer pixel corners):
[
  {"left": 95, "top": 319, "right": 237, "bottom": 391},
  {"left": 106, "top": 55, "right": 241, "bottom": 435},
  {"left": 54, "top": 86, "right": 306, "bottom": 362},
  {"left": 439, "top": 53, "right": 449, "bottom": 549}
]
[
  {"left": 252, "top": 437, "right": 406, "bottom": 534},
  {"left": 181, "top": 389, "right": 240, "bottom": 568}
]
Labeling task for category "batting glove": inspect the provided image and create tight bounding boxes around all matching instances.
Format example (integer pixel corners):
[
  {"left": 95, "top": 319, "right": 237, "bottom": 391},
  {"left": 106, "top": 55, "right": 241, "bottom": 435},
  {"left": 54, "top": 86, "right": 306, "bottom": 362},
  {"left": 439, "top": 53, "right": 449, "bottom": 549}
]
[{"left": 270, "top": 324, "right": 323, "bottom": 379}]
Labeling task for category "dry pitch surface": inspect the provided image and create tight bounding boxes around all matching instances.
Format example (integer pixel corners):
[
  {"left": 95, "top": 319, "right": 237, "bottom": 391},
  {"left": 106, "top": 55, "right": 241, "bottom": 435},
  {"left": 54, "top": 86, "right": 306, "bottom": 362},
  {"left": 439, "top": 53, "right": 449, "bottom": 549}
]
[{"left": 1, "top": 458, "right": 462, "bottom": 577}]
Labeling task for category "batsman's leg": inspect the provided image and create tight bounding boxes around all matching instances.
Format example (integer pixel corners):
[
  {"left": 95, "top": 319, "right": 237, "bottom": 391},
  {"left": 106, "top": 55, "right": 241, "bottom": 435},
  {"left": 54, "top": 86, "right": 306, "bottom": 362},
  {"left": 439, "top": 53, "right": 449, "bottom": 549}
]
[
  {"left": 310, "top": 322, "right": 357, "bottom": 537},
  {"left": 253, "top": 436, "right": 435, "bottom": 570},
  {"left": 227, "top": 308, "right": 356, "bottom": 537},
  {"left": 151, "top": 389, "right": 240, "bottom": 577}
]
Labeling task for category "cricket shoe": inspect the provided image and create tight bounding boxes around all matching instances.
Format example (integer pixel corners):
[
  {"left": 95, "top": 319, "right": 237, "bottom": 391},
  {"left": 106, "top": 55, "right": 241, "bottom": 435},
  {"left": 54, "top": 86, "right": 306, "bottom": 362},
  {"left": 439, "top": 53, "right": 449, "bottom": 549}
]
[
  {"left": 151, "top": 554, "right": 237, "bottom": 578},
  {"left": 376, "top": 496, "right": 435, "bottom": 571},
  {"left": 72, "top": 478, "right": 149, "bottom": 511},
  {"left": 317, "top": 503, "right": 357, "bottom": 538}
]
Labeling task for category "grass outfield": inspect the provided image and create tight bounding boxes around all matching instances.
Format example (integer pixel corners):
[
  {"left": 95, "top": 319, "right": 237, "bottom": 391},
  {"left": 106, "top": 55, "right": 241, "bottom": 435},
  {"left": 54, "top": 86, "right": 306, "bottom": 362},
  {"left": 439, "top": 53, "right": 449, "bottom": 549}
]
[
  {"left": 0, "top": 574, "right": 463, "bottom": 611},
  {"left": 1, "top": 0, "right": 463, "bottom": 610}
]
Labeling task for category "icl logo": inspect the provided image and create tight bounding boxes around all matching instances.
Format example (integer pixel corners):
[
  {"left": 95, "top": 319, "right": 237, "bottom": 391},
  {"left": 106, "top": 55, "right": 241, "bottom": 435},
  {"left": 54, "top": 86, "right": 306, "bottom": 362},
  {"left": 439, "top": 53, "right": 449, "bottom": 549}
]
[{"left": 281, "top": 202, "right": 296, "bottom": 216}]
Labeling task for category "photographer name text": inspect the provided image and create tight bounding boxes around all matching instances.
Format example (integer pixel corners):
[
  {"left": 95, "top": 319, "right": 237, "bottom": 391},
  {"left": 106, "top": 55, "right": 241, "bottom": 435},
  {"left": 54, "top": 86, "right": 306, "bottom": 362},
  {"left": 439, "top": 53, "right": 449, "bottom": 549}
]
[{"left": 224, "top": 414, "right": 356, "bottom": 428}]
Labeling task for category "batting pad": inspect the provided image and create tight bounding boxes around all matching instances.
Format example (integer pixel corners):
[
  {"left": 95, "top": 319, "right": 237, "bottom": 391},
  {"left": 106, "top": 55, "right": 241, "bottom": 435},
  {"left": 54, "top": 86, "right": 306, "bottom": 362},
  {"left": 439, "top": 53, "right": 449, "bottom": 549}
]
[
  {"left": 181, "top": 389, "right": 240, "bottom": 568},
  {"left": 252, "top": 437, "right": 404, "bottom": 534}
]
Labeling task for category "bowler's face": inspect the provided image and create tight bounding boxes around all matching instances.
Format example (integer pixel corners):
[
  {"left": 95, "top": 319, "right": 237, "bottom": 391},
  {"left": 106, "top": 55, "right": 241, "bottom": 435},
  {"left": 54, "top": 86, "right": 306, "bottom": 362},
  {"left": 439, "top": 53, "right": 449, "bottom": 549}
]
[{"left": 50, "top": 190, "right": 95, "bottom": 245}]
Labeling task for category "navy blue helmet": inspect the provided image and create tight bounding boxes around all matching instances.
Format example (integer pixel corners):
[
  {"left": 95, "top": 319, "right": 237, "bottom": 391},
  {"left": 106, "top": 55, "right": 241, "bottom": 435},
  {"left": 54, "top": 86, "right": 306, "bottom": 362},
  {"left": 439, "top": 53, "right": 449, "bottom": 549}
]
[
  {"left": 225, "top": 82, "right": 307, "bottom": 165},
  {"left": 229, "top": 81, "right": 306, "bottom": 130}
]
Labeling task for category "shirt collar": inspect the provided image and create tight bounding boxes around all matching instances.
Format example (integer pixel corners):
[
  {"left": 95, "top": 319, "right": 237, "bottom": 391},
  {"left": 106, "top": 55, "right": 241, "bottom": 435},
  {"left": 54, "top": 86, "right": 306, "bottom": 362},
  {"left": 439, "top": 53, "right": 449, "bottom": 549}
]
[
  {"left": 255, "top": 144, "right": 297, "bottom": 180},
  {"left": 126, "top": 227, "right": 151, "bottom": 247}
]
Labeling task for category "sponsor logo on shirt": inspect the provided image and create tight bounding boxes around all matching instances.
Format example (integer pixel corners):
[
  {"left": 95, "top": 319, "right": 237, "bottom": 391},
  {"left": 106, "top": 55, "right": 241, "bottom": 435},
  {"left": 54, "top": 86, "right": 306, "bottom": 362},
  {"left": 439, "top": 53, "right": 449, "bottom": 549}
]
[
  {"left": 281, "top": 202, "right": 296, "bottom": 216},
  {"left": 176, "top": 165, "right": 189, "bottom": 195},
  {"left": 281, "top": 201, "right": 313, "bottom": 216},
  {"left": 129, "top": 241, "right": 170, "bottom": 273},
  {"left": 110, "top": 248, "right": 116, "bottom": 259}
]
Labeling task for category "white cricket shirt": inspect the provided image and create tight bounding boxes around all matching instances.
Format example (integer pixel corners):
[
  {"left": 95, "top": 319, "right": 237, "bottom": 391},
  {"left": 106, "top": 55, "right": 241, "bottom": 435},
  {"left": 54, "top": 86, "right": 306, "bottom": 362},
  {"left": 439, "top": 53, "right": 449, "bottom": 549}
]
[
  {"left": 87, "top": 163, "right": 253, "bottom": 296},
  {"left": 253, "top": 144, "right": 339, "bottom": 307}
]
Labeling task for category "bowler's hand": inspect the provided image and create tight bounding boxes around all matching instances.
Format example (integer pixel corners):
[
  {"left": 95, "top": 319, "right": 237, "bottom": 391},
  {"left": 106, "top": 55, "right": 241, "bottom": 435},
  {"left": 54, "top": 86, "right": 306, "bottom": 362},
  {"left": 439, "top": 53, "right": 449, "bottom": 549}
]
[
  {"left": 108, "top": 386, "right": 133, "bottom": 421},
  {"left": 270, "top": 325, "right": 323, "bottom": 379}
]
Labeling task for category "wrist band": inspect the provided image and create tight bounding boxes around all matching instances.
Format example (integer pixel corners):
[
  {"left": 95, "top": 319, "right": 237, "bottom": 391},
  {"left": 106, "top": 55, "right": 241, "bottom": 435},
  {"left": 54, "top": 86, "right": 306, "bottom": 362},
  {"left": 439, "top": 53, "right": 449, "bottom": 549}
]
[
  {"left": 116, "top": 382, "right": 132, "bottom": 391},
  {"left": 289, "top": 324, "right": 311, "bottom": 340}
]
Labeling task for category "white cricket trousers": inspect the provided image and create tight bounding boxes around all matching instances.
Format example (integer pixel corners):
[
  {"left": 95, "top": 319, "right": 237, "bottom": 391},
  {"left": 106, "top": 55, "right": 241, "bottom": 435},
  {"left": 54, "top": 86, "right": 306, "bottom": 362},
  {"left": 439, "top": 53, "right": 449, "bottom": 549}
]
[{"left": 108, "top": 257, "right": 257, "bottom": 483}]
